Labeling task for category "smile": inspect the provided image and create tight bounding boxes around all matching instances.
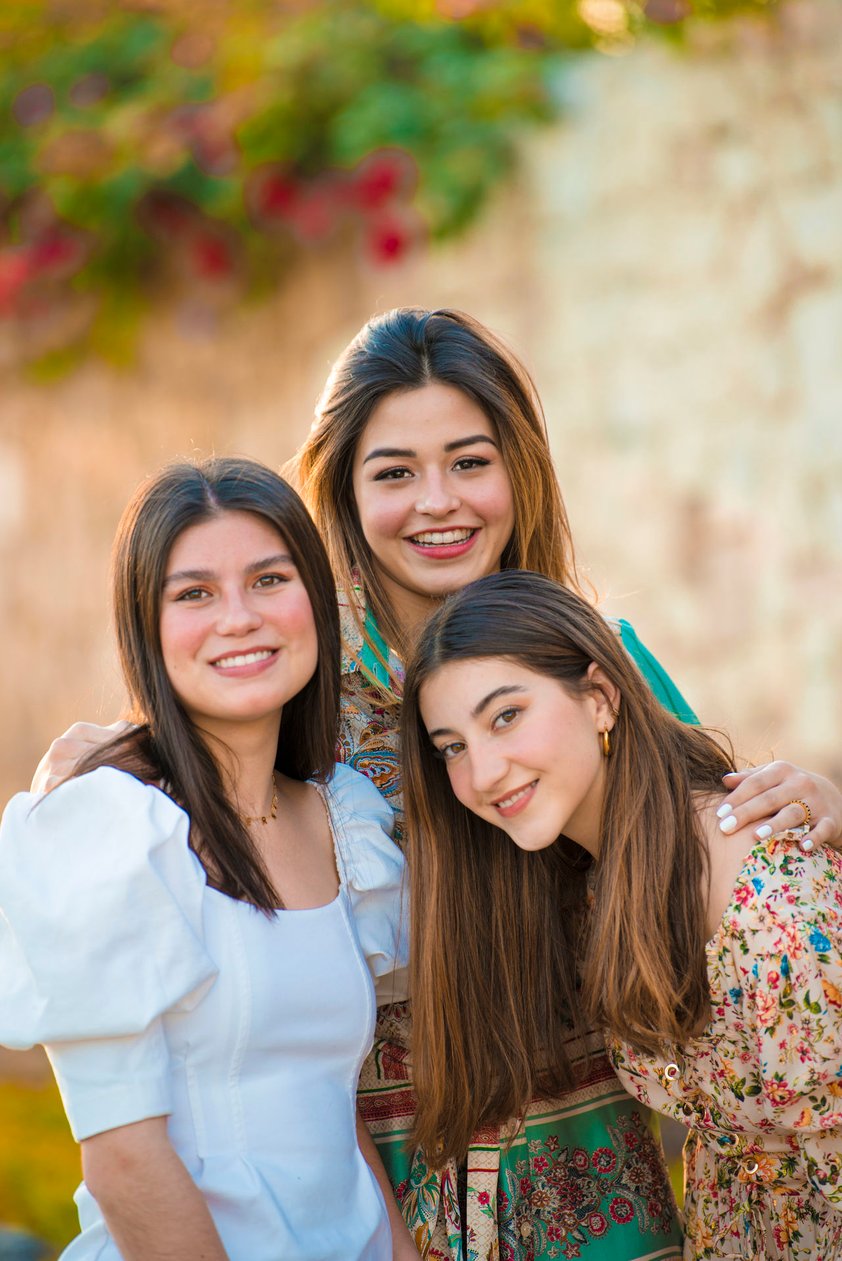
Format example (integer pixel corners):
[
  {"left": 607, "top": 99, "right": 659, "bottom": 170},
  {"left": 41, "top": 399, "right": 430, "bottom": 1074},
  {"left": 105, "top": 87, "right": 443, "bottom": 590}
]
[
  {"left": 408, "top": 528, "right": 476, "bottom": 546},
  {"left": 212, "top": 649, "right": 276, "bottom": 670},
  {"left": 492, "top": 781, "right": 537, "bottom": 817}
]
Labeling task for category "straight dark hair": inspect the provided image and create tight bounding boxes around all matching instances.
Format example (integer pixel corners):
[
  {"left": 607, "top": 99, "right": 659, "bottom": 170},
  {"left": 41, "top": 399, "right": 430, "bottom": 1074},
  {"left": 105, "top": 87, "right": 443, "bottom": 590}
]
[
  {"left": 288, "top": 307, "right": 583, "bottom": 687},
  {"left": 72, "top": 457, "right": 340, "bottom": 911},
  {"left": 401, "top": 570, "right": 735, "bottom": 1163}
]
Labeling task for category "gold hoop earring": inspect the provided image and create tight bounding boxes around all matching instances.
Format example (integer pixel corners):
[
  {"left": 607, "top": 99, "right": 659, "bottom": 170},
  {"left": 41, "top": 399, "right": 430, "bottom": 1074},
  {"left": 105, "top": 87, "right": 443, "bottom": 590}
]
[{"left": 600, "top": 729, "right": 612, "bottom": 758}]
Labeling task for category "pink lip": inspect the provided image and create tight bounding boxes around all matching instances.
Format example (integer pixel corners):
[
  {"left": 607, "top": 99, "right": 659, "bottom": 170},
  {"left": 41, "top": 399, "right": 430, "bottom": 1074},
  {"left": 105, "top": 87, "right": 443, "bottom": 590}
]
[
  {"left": 404, "top": 528, "right": 479, "bottom": 561},
  {"left": 492, "top": 781, "right": 537, "bottom": 819},
  {"left": 209, "top": 648, "right": 280, "bottom": 678}
]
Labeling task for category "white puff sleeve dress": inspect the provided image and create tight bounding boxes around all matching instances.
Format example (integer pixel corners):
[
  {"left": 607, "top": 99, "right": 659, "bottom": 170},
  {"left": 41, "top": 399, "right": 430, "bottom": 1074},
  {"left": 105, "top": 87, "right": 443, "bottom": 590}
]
[{"left": 0, "top": 762, "right": 409, "bottom": 1261}]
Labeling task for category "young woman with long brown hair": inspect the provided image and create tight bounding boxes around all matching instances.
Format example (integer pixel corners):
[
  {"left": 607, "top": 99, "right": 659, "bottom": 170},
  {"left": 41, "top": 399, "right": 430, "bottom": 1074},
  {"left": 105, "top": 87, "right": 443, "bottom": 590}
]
[
  {"left": 403, "top": 569, "right": 842, "bottom": 1260},
  {"left": 1, "top": 457, "right": 414, "bottom": 1261},
  {"left": 32, "top": 309, "right": 842, "bottom": 1259}
]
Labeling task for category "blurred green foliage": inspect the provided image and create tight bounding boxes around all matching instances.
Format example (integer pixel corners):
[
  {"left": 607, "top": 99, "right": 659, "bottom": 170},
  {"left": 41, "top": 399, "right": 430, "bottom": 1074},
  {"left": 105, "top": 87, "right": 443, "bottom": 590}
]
[{"left": 0, "top": 0, "right": 776, "bottom": 362}]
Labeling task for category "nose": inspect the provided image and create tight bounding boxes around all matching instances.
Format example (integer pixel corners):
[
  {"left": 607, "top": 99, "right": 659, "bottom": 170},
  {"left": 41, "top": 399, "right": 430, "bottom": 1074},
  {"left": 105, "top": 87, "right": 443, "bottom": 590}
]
[
  {"left": 216, "top": 589, "right": 262, "bottom": 636},
  {"left": 415, "top": 472, "right": 460, "bottom": 517},
  {"left": 468, "top": 743, "right": 509, "bottom": 796}
]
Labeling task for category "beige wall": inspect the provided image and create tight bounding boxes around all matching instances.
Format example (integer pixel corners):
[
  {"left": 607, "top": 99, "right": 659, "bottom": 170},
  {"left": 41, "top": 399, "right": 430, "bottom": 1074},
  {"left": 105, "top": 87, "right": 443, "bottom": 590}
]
[{"left": 2, "top": 0, "right": 841, "bottom": 804}]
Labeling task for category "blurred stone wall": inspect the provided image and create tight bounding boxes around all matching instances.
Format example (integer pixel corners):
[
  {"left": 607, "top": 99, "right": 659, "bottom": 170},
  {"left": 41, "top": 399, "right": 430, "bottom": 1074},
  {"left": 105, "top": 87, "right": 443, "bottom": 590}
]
[{"left": 1, "top": 0, "right": 840, "bottom": 805}]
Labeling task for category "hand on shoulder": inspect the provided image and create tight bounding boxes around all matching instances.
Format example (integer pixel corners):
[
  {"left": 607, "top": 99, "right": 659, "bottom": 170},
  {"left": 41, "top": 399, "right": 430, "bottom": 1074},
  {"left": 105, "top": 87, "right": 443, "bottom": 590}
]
[{"left": 30, "top": 720, "right": 134, "bottom": 793}]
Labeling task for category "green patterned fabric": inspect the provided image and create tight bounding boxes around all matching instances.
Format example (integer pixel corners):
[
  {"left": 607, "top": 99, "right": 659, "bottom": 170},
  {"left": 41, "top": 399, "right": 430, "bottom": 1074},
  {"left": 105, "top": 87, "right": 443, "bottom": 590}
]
[{"left": 615, "top": 619, "right": 698, "bottom": 725}]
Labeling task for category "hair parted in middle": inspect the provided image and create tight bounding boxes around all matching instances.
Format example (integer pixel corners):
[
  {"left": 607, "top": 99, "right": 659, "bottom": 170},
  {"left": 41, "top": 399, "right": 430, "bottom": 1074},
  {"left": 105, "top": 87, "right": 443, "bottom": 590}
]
[
  {"left": 400, "top": 569, "right": 736, "bottom": 1164},
  {"left": 288, "top": 307, "right": 583, "bottom": 685},
  {"left": 72, "top": 456, "right": 340, "bottom": 912}
]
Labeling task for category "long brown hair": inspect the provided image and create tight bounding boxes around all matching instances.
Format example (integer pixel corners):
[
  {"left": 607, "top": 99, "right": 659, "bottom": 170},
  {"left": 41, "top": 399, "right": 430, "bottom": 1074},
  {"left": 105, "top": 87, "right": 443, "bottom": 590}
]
[
  {"left": 288, "top": 307, "right": 582, "bottom": 683},
  {"left": 73, "top": 457, "right": 340, "bottom": 911},
  {"left": 401, "top": 570, "right": 735, "bottom": 1163}
]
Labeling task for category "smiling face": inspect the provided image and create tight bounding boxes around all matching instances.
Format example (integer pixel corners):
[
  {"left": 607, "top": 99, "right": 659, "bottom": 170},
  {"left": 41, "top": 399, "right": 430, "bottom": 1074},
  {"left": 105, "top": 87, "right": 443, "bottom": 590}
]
[
  {"left": 351, "top": 382, "right": 516, "bottom": 629},
  {"left": 419, "top": 656, "right": 617, "bottom": 855},
  {"left": 159, "top": 510, "right": 319, "bottom": 740}
]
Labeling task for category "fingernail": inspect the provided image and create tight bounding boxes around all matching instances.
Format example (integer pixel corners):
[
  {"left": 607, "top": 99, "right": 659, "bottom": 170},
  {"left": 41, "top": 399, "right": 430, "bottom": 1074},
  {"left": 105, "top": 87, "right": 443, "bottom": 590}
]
[
  {"left": 754, "top": 825, "right": 773, "bottom": 840},
  {"left": 720, "top": 815, "right": 738, "bottom": 834},
  {"left": 716, "top": 803, "right": 733, "bottom": 819},
  {"left": 800, "top": 837, "right": 814, "bottom": 853}
]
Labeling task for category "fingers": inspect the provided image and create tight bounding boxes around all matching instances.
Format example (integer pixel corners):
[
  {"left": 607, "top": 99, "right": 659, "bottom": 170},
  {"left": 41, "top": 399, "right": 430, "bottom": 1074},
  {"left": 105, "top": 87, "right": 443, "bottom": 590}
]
[
  {"left": 720, "top": 761, "right": 836, "bottom": 854},
  {"left": 29, "top": 720, "right": 133, "bottom": 794}
]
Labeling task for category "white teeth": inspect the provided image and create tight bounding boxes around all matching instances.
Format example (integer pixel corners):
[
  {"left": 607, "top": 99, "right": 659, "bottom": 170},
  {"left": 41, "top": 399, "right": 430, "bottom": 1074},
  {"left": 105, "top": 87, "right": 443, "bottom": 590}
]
[
  {"left": 411, "top": 529, "right": 474, "bottom": 546},
  {"left": 496, "top": 784, "right": 534, "bottom": 809},
  {"left": 214, "top": 650, "right": 274, "bottom": 669}
]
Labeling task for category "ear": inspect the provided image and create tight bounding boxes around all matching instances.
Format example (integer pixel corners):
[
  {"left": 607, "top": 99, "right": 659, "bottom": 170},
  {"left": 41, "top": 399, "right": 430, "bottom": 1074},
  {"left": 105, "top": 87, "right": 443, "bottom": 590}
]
[{"left": 585, "top": 662, "right": 621, "bottom": 731}]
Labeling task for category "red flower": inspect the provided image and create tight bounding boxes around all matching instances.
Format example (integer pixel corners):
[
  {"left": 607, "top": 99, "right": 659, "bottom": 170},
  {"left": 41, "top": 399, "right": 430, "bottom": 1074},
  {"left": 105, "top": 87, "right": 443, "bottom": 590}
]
[
  {"left": 0, "top": 250, "right": 33, "bottom": 314},
  {"left": 609, "top": 1196, "right": 634, "bottom": 1224},
  {"left": 348, "top": 149, "right": 416, "bottom": 212},
  {"left": 364, "top": 214, "right": 415, "bottom": 265},
  {"left": 477, "top": 1190, "right": 490, "bottom": 1206},
  {"left": 192, "top": 234, "right": 234, "bottom": 278},
  {"left": 588, "top": 1212, "right": 608, "bottom": 1237},
  {"left": 591, "top": 1147, "right": 617, "bottom": 1173}
]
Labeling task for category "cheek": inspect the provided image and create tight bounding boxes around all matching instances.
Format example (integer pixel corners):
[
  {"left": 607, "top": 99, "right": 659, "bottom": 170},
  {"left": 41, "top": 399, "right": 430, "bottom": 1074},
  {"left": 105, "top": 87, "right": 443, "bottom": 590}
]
[
  {"left": 355, "top": 483, "right": 409, "bottom": 547},
  {"left": 445, "top": 760, "right": 476, "bottom": 811},
  {"left": 283, "top": 590, "right": 319, "bottom": 646},
  {"left": 159, "top": 611, "right": 200, "bottom": 673},
  {"left": 470, "top": 472, "right": 515, "bottom": 531}
]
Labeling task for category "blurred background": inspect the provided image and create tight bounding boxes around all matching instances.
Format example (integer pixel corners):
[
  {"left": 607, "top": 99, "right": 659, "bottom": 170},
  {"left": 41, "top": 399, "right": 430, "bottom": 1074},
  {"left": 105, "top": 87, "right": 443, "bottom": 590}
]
[{"left": 1, "top": 0, "right": 841, "bottom": 1253}]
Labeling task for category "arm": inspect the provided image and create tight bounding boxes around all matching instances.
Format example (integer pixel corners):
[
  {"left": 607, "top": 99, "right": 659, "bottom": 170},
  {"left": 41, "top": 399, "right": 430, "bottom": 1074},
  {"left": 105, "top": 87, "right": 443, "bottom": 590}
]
[
  {"left": 617, "top": 619, "right": 842, "bottom": 852},
  {"left": 83, "top": 1117, "right": 228, "bottom": 1261},
  {"left": 356, "top": 1106, "right": 419, "bottom": 1259}
]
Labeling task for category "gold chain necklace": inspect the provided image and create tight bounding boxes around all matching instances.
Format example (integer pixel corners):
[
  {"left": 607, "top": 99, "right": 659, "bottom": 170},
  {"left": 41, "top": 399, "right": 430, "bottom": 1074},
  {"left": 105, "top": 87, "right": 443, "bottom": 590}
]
[{"left": 241, "top": 773, "right": 278, "bottom": 826}]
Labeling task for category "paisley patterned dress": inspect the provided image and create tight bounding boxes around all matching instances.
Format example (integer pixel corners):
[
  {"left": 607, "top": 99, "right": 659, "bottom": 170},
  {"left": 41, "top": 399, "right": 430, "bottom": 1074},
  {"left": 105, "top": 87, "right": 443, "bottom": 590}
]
[
  {"left": 339, "top": 592, "right": 692, "bottom": 1261},
  {"left": 608, "top": 832, "right": 842, "bottom": 1260}
]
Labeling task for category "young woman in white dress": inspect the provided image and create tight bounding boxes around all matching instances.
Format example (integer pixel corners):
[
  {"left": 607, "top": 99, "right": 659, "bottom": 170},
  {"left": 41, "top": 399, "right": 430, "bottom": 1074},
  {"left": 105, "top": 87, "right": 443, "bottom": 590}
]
[{"left": 0, "top": 457, "right": 414, "bottom": 1261}]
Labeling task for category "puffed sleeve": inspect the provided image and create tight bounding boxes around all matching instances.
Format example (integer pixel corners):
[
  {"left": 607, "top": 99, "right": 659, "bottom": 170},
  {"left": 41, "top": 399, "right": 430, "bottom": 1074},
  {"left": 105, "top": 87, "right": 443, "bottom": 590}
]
[
  {"left": 323, "top": 762, "right": 409, "bottom": 1006},
  {"left": 0, "top": 767, "right": 217, "bottom": 1141},
  {"left": 745, "top": 848, "right": 842, "bottom": 1207}
]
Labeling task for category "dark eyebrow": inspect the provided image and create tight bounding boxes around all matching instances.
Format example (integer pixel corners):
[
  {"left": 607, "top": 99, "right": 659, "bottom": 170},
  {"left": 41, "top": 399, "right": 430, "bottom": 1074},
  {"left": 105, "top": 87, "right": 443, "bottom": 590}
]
[
  {"left": 362, "top": 434, "right": 498, "bottom": 466},
  {"left": 443, "top": 434, "right": 498, "bottom": 454},
  {"left": 427, "top": 685, "right": 527, "bottom": 740},
  {"left": 162, "top": 554, "right": 293, "bottom": 588}
]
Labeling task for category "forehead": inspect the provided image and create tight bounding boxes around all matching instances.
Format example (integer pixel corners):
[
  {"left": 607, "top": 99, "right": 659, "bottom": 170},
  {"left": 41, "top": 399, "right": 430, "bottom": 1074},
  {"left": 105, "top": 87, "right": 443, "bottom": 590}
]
[
  {"left": 358, "top": 381, "right": 497, "bottom": 452},
  {"left": 420, "top": 657, "right": 541, "bottom": 715},
  {"left": 166, "top": 510, "right": 286, "bottom": 570}
]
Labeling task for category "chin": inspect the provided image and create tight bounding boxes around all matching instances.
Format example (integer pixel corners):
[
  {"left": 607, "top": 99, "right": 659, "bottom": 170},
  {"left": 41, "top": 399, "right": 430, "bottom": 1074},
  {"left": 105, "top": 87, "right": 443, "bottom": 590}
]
[{"left": 506, "top": 830, "right": 557, "bottom": 853}]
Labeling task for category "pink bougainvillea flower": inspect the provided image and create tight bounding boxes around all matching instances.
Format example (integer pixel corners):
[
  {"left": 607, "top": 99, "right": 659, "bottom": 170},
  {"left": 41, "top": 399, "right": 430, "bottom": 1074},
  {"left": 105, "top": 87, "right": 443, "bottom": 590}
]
[
  {"left": 12, "top": 82, "right": 55, "bottom": 127},
  {"left": 363, "top": 209, "right": 424, "bottom": 266},
  {"left": 347, "top": 149, "right": 417, "bottom": 213},
  {"left": 0, "top": 250, "right": 34, "bottom": 314}
]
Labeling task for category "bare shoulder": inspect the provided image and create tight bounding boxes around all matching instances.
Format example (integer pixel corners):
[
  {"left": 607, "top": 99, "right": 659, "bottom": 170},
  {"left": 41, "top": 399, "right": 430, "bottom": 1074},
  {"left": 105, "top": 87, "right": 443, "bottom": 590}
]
[{"left": 700, "top": 798, "right": 760, "bottom": 941}]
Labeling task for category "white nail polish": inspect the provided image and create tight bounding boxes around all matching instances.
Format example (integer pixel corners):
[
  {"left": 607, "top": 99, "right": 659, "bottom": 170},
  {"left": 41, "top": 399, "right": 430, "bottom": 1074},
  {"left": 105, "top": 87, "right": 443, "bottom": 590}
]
[
  {"left": 720, "top": 814, "right": 738, "bottom": 834},
  {"left": 800, "top": 837, "right": 814, "bottom": 853},
  {"left": 716, "top": 803, "right": 733, "bottom": 820},
  {"left": 754, "top": 825, "right": 773, "bottom": 840}
]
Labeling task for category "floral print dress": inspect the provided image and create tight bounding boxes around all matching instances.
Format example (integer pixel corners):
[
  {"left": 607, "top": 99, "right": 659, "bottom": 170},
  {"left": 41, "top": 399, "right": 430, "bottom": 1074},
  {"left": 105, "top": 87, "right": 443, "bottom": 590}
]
[
  {"left": 339, "top": 592, "right": 690, "bottom": 1261},
  {"left": 609, "top": 832, "right": 842, "bottom": 1260}
]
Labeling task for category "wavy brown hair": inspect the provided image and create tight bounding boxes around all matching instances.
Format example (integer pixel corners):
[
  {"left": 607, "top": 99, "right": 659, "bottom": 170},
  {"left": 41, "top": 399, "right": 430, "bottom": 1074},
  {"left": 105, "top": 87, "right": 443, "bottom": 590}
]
[
  {"left": 71, "top": 457, "right": 340, "bottom": 912},
  {"left": 287, "top": 307, "right": 582, "bottom": 687},
  {"left": 401, "top": 570, "right": 736, "bottom": 1163}
]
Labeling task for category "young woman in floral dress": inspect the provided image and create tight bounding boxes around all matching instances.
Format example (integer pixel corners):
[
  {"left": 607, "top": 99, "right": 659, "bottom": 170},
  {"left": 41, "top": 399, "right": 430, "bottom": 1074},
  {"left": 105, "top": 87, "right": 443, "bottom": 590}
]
[
  {"left": 401, "top": 570, "right": 842, "bottom": 1260},
  {"left": 34, "top": 309, "right": 842, "bottom": 1260}
]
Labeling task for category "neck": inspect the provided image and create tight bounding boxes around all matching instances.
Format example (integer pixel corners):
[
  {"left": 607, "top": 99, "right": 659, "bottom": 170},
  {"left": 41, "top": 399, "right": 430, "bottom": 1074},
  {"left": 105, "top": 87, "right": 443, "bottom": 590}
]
[
  {"left": 195, "top": 713, "right": 283, "bottom": 819},
  {"left": 373, "top": 574, "right": 445, "bottom": 645}
]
